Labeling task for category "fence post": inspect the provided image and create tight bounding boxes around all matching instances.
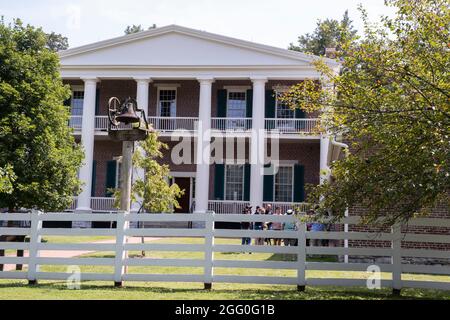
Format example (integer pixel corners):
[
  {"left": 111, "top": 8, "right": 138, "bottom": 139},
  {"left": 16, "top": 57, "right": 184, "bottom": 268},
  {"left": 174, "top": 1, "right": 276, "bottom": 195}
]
[
  {"left": 28, "top": 210, "right": 42, "bottom": 285},
  {"left": 297, "top": 222, "right": 306, "bottom": 292},
  {"left": 114, "top": 210, "right": 129, "bottom": 287},
  {"left": 391, "top": 223, "right": 402, "bottom": 296},
  {"left": 204, "top": 211, "right": 214, "bottom": 290}
]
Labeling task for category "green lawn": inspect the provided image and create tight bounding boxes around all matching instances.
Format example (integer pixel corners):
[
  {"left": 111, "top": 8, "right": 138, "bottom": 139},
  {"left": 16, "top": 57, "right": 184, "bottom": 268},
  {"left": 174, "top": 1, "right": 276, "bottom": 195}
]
[{"left": 1, "top": 237, "right": 449, "bottom": 300}]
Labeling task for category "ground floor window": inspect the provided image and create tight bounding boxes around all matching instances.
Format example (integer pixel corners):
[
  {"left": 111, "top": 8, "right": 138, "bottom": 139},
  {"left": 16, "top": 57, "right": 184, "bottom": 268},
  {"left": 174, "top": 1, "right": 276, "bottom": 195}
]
[
  {"left": 274, "top": 166, "right": 293, "bottom": 202},
  {"left": 225, "top": 164, "right": 244, "bottom": 201}
]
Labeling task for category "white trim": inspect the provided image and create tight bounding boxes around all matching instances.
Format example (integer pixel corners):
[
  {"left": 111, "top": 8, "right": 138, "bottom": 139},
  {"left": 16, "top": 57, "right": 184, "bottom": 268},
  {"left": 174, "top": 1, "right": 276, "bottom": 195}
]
[
  {"left": 70, "top": 85, "right": 84, "bottom": 91},
  {"left": 223, "top": 86, "right": 251, "bottom": 91},
  {"left": 156, "top": 87, "right": 177, "bottom": 117},
  {"left": 59, "top": 25, "right": 339, "bottom": 67},
  {"left": 169, "top": 171, "right": 196, "bottom": 178},
  {"left": 153, "top": 83, "right": 181, "bottom": 88}
]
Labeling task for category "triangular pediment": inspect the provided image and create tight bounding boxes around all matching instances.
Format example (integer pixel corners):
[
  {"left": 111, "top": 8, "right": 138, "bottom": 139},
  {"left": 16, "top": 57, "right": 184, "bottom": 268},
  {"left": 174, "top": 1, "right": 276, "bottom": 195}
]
[{"left": 60, "top": 25, "right": 335, "bottom": 68}]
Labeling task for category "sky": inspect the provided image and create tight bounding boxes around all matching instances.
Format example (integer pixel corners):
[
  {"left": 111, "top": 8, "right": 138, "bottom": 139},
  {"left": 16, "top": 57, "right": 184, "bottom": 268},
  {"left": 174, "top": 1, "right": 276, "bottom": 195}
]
[{"left": 0, "top": 0, "right": 396, "bottom": 49}]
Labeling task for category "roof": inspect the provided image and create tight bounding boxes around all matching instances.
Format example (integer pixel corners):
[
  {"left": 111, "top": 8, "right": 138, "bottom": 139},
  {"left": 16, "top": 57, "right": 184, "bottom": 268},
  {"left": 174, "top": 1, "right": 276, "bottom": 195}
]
[{"left": 59, "top": 24, "right": 339, "bottom": 68}]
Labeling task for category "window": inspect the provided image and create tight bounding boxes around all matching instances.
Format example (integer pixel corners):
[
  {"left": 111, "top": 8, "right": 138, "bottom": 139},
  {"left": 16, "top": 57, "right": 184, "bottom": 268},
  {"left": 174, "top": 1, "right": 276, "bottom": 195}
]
[
  {"left": 71, "top": 91, "right": 84, "bottom": 116},
  {"left": 226, "top": 91, "right": 247, "bottom": 130},
  {"left": 227, "top": 91, "right": 246, "bottom": 118},
  {"left": 276, "top": 94, "right": 295, "bottom": 119},
  {"left": 158, "top": 89, "right": 176, "bottom": 117},
  {"left": 274, "top": 166, "right": 293, "bottom": 202},
  {"left": 225, "top": 165, "right": 244, "bottom": 201}
]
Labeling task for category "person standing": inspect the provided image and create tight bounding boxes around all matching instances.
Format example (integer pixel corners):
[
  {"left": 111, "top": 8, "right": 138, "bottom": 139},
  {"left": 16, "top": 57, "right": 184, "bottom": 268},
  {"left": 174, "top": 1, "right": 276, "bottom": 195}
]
[
  {"left": 241, "top": 206, "right": 252, "bottom": 246},
  {"left": 253, "top": 206, "right": 265, "bottom": 245},
  {"left": 282, "top": 209, "right": 298, "bottom": 246},
  {"left": 271, "top": 207, "right": 283, "bottom": 246}
]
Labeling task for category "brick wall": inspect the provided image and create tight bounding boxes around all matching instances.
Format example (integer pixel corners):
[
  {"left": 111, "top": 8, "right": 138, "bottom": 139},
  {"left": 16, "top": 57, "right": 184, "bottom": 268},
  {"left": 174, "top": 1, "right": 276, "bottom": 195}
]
[{"left": 92, "top": 140, "right": 122, "bottom": 197}]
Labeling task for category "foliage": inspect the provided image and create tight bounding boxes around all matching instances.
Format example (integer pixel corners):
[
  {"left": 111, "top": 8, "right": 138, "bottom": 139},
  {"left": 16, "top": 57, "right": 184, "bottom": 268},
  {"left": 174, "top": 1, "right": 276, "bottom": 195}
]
[
  {"left": 0, "top": 19, "right": 83, "bottom": 211},
  {"left": 124, "top": 24, "right": 157, "bottom": 35},
  {"left": 0, "top": 165, "right": 15, "bottom": 194},
  {"left": 45, "top": 31, "right": 69, "bottom": 52},
  {"left": 288, "top": 10, "right": 357, "bottom": 56},
  {"left": 281, "top": 0, "right": 450, "bottom": 225},
  {"left": 113, "top": 131, "right": 183, "bottom": 213}
]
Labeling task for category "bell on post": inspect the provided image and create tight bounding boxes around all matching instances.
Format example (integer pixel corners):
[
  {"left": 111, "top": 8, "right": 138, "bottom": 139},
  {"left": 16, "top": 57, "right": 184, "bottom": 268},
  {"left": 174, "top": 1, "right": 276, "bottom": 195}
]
[{"left": 116, "top": 98, "right": 140, "bottom": 124}]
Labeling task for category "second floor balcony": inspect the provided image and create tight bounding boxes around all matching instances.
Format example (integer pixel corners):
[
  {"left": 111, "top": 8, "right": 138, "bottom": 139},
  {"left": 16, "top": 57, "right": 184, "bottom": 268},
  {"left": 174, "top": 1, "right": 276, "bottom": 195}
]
[{"left": 69, "top": 116, "right": 319, "bottom": 138}]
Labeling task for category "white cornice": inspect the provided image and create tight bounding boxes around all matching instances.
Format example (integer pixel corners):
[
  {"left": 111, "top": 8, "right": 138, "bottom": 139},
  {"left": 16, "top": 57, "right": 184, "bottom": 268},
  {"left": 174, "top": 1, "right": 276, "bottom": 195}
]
[{"left": 59, "top": 25, "right": 339, "bottom": 68}]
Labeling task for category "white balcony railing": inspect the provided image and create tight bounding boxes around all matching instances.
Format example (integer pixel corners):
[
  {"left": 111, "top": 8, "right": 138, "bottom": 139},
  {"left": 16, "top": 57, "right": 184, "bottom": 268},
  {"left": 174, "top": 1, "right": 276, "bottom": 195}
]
[
  {"left": 208, "top": 200, "right": 310, "bottom": 214},
  {"left": 91, "top": 197, "right": 116, "bottom": 211},
  {"left": 70, "top": 116, "right": 319, "bottom": 135},
  {"left": 211, "top": 118, "right": 252, "bottom": 132},
  {"left": 265, "top": 118, "right": 318, "bottom": 134},
  {"left": 148, "top": 117, "right": 198, "bottom": 133},
  {"left": 208, "top": 200, "right": 249, "bottom": 214}
]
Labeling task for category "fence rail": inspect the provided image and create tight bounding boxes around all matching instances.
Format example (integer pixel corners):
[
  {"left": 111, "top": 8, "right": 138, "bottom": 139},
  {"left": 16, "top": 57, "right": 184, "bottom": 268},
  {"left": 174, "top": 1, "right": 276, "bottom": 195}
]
[{"left": 0, "top": 211, "right": 449, "bottom": 292}]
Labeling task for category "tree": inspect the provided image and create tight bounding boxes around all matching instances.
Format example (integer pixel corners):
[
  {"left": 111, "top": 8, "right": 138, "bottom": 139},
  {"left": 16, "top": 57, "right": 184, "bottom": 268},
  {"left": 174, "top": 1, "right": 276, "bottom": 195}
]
[
  {"left": 281, "top": 0, "right": 449, "bottom": 225},
  {"left": 124, "top": 24, "right": 157, "bottom": 35},
  {"left": 289, "top": 10, "right": 357, "bottom": 56},
  {"left": 113, "top": 131, "right": 183, "bottom": 213},
  {"left": 46, "top": 31, "right": 69, "bottom": 52},
  {"left": 0, "top": 19, "right": 83, "bottom": 212},
  {"left": 0, "top": 165, "right": 15, "bottom": 194}
]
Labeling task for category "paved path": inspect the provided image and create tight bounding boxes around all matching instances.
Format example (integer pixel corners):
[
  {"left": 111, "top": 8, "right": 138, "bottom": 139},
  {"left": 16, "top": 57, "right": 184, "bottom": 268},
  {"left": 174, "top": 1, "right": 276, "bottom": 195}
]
[{"left": 2, "top": 237, "right": 162, "bottom": 272}]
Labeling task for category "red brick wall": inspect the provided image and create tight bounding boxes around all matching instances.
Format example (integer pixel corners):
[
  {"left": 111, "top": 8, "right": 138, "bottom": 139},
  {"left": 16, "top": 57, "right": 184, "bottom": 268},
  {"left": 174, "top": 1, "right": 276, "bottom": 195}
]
[{"left": 92, "top": 140, "right": 122, "bottom": 197}]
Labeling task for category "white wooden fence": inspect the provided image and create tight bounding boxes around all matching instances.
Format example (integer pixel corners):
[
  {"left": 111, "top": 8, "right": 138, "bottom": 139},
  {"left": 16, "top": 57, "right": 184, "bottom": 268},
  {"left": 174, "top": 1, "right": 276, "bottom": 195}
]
[{"left": 0, "top": 211, "right": 449, "bottom": 292}]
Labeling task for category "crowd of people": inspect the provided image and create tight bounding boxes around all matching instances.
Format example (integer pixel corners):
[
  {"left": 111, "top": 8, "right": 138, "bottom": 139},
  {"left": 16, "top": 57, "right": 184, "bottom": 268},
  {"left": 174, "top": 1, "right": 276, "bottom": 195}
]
[{"left": 240, "top": 204, "right": 328, "bottom": 248}]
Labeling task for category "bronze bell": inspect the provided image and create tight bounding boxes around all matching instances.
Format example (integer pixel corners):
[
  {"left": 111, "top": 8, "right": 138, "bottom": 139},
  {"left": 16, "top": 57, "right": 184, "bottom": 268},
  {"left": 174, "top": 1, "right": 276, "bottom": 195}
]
[{"left": 116, "top": 98, "right": 140, "bottom": 124}]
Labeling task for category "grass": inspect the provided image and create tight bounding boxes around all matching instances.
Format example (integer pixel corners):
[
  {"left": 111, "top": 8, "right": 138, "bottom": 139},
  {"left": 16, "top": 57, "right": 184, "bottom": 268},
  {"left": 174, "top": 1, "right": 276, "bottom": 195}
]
[{"left": 1, "top": 236, "right": 449, "bottom": 300}]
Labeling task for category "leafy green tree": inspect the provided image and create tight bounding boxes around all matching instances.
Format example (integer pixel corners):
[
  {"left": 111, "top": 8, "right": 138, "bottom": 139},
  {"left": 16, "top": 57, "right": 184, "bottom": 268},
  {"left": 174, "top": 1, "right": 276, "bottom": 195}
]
[
  {"left": 124, "top": 24, "right": 157, "bottom": 35},
  {"left": 113, "top": 131, "right": 183, "bottom": 213},
  {"left": 0, "top": 165, "right": 15, "bottom": 194},
  {"left": 46, "top": 31, "right": 69, "bottom": 52},
  {"left": 282, "top": 0, "right": 449, "bottom": 225},
  {"left": 0, "top": 19, "right": 83, "bottom": 212},
  {"left": 289, "top": 10, "right": 357, "bottom": 56}
]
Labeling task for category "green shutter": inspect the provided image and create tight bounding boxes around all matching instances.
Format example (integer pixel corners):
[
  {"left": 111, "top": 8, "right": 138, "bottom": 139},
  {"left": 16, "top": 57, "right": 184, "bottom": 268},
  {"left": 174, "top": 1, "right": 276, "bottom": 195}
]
[
  {"left": 295, "top": 108, "right": 306, "bottom": 130},
  {"left": 295, "top": 108, "right": 305, "bottom": 118},
  {"left": 217, "top": 89, "right": 227, "bottom": 118},
  {"left": 214, "top": 164, "right": 225, "bottom": 200},
  {"left": 265, "top": 90, "right": 276, "bottom": 118},
  {"left": 91, "top": 161, "right": 97, "bottom": 197},
  {"left": 293, "top": 164, "right": 305, "bottom": 202},
  {"left": 246, "top": 90, "right": 253, "bottom": 119},
  {"left": 243, "top": 164, "right": 250, "bottom": 201},
  {"left": 95, "top": 88, "right": 100, "bottom": 115},
  {"left": 263, "top": 164, "right": 274, "bottom": 202},
  {"left": 105, "top": 161, "right": 117, "bottom": 197}
]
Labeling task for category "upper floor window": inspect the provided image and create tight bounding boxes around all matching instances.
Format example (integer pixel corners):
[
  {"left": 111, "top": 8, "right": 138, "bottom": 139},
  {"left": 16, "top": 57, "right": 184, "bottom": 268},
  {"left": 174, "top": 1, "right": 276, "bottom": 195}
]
[
  {"left": 158, "top": 89, "right": 177, "bottom": 117},
  {"left": 71, "top": 91, "right": 84, "bottom": 116},
  {"left": 274, "top": 166, "right": 293, "bottom": 202},
  {"left": 225, "top": 164, "right": 244, "bottom": 201},
  {"left": 275, "top": 93, "right": 294, "bottom": 119},
  {"left": 227, "top": 91, "right": 247, "bottom": 118}
]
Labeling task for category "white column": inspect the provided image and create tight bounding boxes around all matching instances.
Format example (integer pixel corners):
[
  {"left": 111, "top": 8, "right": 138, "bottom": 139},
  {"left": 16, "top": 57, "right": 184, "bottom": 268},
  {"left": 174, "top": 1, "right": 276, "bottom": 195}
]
[
  {"left": 250, "top": 78, "right": 267, "bottom": 209},
  {"left": 132, "top": 78, "right": 151, "bottom": 213},
  {"left": 76, "top": 78, "right": 98, "bottom": 212},
  {"left": 320, "top": 135, "right": 330, "bottom": 184},
  {"left": 194, "top": 78, "right": 214, "bottom": 213}
]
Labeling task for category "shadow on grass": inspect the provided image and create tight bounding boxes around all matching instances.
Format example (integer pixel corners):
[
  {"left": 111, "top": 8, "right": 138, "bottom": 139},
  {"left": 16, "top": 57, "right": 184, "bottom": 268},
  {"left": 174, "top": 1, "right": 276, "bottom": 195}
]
[{"left": 0, "top": 281, "right": 448, "bottom": 300}]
